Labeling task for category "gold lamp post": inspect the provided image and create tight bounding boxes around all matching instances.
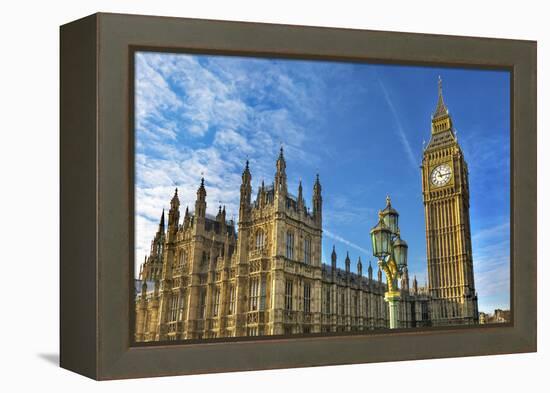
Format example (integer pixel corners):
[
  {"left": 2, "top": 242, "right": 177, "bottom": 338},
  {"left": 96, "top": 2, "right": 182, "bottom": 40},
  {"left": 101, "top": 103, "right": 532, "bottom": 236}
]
[{"left": 369, "top": 196, "right": 408, "bottom": 329}]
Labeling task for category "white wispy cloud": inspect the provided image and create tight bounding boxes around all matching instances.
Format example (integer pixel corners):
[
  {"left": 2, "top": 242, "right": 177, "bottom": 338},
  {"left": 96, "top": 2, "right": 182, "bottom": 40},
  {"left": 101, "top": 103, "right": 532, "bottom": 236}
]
[
  {"left": 471, "top": 221, "right": 511, "bottom": 312},
  {"left": 377, "top": 77, "right": 417, "bottom": 169},
  {"left": 472, "top": 222, "right": 510, "bottom": 242},
  {"left": 134, "top": 52, "right": 328, "bottom": 273}
]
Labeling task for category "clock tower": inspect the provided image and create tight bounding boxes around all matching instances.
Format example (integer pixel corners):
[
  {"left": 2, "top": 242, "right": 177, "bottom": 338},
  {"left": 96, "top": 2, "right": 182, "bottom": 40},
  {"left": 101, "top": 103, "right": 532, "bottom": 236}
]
[{"left": 421, "top": 77, "right": 479, "bottom": 326}]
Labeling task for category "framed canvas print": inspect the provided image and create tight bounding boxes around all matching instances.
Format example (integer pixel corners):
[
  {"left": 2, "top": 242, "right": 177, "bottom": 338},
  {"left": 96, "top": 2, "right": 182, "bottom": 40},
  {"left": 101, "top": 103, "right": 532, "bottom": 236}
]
[{"left": 60, "top": 12, "right": 537, "bottom": 380}]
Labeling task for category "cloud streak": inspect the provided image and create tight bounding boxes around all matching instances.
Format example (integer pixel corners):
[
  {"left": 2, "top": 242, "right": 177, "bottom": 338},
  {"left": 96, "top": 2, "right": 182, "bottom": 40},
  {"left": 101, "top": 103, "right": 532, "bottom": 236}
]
[
  {"left": 377, "top": 77, "right": 417, "bottom": 169},
  {"left": 324, "top": 229, "right": 371, "bottom": 255}
]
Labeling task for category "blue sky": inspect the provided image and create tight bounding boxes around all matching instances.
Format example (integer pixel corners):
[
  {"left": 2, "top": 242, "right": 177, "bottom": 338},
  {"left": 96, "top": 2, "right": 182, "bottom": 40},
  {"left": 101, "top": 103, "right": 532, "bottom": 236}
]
[{"left": 134, "top": 51, "right": 510, "bottom": 314}]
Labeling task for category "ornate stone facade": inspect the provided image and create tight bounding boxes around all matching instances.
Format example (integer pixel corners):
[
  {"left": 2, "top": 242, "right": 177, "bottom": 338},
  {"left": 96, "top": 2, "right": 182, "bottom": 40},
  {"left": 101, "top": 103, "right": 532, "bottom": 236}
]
[
  {"left": 135, "top": 149, "right": 431, "bottom": 342},
  {"left": 421, "top": 78, "right": 479, "bottom": 326}
]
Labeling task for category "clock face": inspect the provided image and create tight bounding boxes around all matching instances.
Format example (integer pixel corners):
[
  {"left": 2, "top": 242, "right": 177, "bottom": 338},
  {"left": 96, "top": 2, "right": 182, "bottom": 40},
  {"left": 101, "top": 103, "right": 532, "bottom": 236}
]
[{"left": 431, "top": 164, "right": 452, "bottom": 187}]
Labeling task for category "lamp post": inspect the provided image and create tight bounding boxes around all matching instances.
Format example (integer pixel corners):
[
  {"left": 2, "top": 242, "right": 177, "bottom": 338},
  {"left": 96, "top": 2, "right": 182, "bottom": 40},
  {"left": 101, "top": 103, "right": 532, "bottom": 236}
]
[{"left": 369, "top": 196, "right": 408, "bottom": 329}]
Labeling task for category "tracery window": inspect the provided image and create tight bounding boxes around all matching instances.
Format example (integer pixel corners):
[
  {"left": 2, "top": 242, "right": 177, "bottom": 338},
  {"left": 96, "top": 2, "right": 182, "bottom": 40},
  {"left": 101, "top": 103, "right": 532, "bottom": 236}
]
[
  {"left": 198, "top": 288, "right": 206, "bottom": 319},
  {"left": 285, "top": 280, "right": 293, "bottom": 310},
  {"left": 228, "top": 285, "right": 236, "bottom": 315},
  {"left": 286, "top": 231, "right": 294, "bottom": 259},
  {"left": 255, "top": 229, "right": 265, "bottom": 250},
  {"left": 249, "top": 277, "right": 260, "bottom": 311},
  {"left": 324, "top": 287, "right": 331, "bottom": 314},
  {"left": 169, "top": 295, "right": 179, "bottom": 322},
  {"left": 212, "top": 287, "right": 220, "bottom": 317},
  {"left": 304, "top": 236, "right": 311, "bottom": 264},
  {"left": 260, "top": 277, "right": 266, "bottom": 311},
  {"left": 303, "top": 283, "right": 311, "bottom": 313}
]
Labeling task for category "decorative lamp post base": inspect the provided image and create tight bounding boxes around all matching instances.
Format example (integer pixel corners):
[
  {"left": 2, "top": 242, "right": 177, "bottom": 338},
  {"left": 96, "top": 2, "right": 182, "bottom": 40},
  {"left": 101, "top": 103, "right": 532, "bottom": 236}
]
[{"left": 384, "top": 291, "right": 401, "bottom": 329}]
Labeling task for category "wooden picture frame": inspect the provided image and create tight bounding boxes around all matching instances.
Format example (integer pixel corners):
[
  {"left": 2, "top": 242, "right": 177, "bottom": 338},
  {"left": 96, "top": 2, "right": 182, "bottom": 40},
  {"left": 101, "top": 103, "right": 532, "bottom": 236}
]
[{"left": 60, "top": 12, "right": 536, "bottom": 380}]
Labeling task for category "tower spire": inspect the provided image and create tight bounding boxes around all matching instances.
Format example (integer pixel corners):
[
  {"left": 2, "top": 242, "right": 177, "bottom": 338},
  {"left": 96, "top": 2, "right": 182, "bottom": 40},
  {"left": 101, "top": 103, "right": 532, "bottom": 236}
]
[
  {"left": 313, "top": 173, "right": 322, "bottom": 226},
  {"left": 275, "top": 146, "right": 287, "bottom": 194},
  {"left": 433, "top": 76, "right": 448, "bottom": 119},
  {"left": 430, "top": 76, "right": 454, "bottom": 135},
  {"left": 239, "top": 160, "right": 252, "bottom": 221},
  {"left": 167, "top": 188, "right": 180, "bottom": 236},
  {"left": 195, "top": 177, "right": 207, "bottom": 219}
]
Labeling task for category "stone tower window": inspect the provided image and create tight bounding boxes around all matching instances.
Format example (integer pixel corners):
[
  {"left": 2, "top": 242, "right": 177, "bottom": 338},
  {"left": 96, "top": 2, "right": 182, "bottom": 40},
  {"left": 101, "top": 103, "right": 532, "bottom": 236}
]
[
  {"left": 198, "top": 288, "right": 206, "bottom": 319},
  {"left": 324, "top": 287, "right": 331, "bottom": 314},
  {"left": 255, "top": 229, "right": 265, "bottom": 250},
  {"left": 285, "top": 280, "right": 293, "bottom": 310},
  {"left": 212, "top": 287, "right": 220, "bottom": 317},
  {"left": 249, "top": 277, "right": 260, "bottom": 311},
  {"left": 169, "top": 295, "right": 179, "bottom": 322},
  {"left": 304, "top": 236, "right": 311, "bottom": 264},
  {"left": 228, "top": 285, "right": 236, "bottom": 315},
  {"left": 303, "top": 283, "right": 311, "bottom": 313},
  {"left": 286, "top": 231, "right": 294, "bottom": 259}
]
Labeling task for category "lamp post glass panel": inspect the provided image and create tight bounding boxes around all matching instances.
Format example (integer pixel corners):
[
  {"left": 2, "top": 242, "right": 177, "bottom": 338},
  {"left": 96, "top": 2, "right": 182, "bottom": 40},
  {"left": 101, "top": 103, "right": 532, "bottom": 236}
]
[{"left": 369, "top": 196, "right": 408, "bottom": 329}]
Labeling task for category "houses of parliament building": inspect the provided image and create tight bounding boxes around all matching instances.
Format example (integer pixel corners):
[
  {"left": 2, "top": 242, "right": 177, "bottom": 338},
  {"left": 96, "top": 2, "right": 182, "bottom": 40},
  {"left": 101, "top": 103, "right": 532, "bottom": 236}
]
[{"left": 134, "top": 79, "right": 479, "bottom": 342}]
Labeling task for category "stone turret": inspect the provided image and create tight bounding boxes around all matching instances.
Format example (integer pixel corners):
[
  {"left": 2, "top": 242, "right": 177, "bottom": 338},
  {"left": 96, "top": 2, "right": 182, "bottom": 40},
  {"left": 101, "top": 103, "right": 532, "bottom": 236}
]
[
  {"left": 275, "top": 147, "right": 287, "bottom": 195},
  {"left": 331, "top": 245, "right": 337, "bottom": 272},
  {"left": 297, "top": 180, "right": 304, "bottom": 213},
  {"left": 195, "top": 178, "right": 207, "bottom": 220},
  {"left": 239, "top": 160, "right": 251, "bottom": 221},
  {"left": 313, "top": 174, "right": 322, "bottom": 226},
  {"left": 167, "top": 189, "right": 180, "bottom": 241}
]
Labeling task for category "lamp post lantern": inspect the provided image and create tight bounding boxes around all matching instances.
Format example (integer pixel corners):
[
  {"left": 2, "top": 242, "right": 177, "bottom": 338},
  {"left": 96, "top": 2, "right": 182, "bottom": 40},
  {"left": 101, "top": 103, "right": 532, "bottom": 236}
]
[{"left": 369, "top": 196, "right": 408, "bottom": 329}]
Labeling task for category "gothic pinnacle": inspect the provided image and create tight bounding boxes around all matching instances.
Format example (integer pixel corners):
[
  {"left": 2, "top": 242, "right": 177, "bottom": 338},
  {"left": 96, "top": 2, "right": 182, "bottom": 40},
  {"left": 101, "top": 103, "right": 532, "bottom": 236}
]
[{"left": 159, "top": 209, "right": 165, "bottom": 230}]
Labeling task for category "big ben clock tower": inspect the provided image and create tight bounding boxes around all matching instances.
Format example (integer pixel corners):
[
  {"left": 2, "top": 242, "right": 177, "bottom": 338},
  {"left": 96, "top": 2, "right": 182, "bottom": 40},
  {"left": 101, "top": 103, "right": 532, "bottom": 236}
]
[{"left": 421, "top": 77, "right": 479, "bottom": 326}]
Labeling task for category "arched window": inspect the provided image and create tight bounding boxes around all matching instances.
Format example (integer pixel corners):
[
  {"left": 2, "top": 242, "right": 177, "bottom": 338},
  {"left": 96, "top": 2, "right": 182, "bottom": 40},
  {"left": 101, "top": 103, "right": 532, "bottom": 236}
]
[
  {"left": 255, "top": 229, "right": 265, "bottom": 250},
  {"left": 212, "top": 287, "right": 220, "bottom": 316},
  {"left": 286, "top": 231, "right": 294, "bottom": 259},
  {"left": 303, "top": 236, "right": 311, "bottom": 264},
  {"left": 169, "top": 295, "right": 180, "bottom": 322},
  {"left": 324, "top": 287, "right": 331, "bottom": 314}
]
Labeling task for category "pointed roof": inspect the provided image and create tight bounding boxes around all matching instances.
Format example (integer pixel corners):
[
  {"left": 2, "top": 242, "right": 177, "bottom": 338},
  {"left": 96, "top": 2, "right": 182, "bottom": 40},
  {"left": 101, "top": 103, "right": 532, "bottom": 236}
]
[
  {"left": 242, "top": 159, "right": 251, "bottom": 180},
  {"left": 159, "top": 209, "right": 165, "bottom": 230},
  {"left": 197, "top": 177, "right": 206, "bottom": 197},
  {"left": 170, "top": 188, "right": 180, "bottom": 208},
  {"left": 433, "top": 76, "right": 449, "bottom": 119},
  {"left": 313, "top": 173, "right": 321, "bottom": 194}
]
